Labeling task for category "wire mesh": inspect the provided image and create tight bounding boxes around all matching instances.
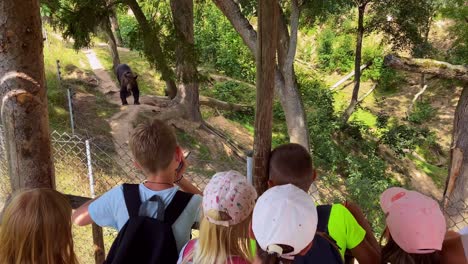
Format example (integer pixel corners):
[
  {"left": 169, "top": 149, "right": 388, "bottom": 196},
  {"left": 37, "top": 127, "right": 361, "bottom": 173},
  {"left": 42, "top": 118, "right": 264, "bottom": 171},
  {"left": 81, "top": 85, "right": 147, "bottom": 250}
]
[{"left": 0, "top": 127, "right": 467, "bottom": 263}]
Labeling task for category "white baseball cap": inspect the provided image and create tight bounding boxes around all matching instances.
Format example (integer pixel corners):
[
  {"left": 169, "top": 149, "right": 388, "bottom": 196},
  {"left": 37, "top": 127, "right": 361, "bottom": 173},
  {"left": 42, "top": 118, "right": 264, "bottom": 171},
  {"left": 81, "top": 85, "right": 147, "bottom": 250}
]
[{"left": 252, "top": 184, "right": 318, "bottom": 260}]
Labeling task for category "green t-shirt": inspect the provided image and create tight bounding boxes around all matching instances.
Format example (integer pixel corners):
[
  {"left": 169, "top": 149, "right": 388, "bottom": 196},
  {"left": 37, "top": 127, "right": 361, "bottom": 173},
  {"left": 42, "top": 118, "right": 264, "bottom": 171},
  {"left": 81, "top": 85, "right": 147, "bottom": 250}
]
[
  {"left": 328, "top": 203, "right": 366, "bottom": 259},
  {"left": 248, "top": 204, "right": 366, "bottom": 260}
]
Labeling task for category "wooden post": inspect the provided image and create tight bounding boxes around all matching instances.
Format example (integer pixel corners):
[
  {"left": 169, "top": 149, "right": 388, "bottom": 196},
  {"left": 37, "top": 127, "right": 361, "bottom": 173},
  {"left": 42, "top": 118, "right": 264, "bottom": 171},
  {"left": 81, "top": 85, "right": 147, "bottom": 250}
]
[
  {"left": 66, "top": 195, "right": 106, "bottom": 264},
  {"left": 0, "top": 0, "right": 55, "bottom": 190},
  {"left": 92, "top": 223, "right": 106, "bottom": 264},
  {"left": 253, "top": 0, "right": 278, "bottom": 195}
]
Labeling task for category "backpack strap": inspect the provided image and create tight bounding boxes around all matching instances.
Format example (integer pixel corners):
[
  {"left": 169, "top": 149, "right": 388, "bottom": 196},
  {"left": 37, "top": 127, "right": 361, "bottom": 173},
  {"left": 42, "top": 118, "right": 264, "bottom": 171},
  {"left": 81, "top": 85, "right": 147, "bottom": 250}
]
[
  {"left": 165, "top": 191, "right": 194, "bottom": 225},
  {"left": 316, "top": 204, "right": 342, "bottom": 251},
  {"left": 316, "top": 204, "right": 332, "bottom": 233},
  {"left": 123, "top": 183, "right": 141, "bottom": 218}
]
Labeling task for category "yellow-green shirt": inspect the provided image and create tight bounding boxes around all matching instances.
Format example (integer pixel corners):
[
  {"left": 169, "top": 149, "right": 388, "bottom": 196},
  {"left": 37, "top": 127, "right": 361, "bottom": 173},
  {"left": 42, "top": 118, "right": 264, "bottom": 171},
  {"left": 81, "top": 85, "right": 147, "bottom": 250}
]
[
  {"left": 249, "top": 204, "right": 366, "bottom": 260},
  {"left": 328, "top": 204, "right": 366, "bottom": 259}
]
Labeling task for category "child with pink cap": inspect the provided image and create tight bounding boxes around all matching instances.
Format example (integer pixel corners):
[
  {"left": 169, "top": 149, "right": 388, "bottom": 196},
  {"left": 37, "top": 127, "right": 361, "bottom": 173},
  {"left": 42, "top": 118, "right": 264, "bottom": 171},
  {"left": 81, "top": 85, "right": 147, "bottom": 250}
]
[
  {"left": 380, "top": 187, "right": 447, "bottom": 263},
  {"left": 178, "top": 170, "right": 257, "bottom": 264}
]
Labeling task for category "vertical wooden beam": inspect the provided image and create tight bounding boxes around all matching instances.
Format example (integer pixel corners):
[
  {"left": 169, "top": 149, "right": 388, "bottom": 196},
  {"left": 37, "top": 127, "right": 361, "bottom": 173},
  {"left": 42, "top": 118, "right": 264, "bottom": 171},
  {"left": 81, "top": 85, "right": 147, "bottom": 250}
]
[
  {"left": 253, "top": 0, "right": 278, "bottom": 195},
  {"left": 92, "top": 223, "right": 106, "bottom": 264}
]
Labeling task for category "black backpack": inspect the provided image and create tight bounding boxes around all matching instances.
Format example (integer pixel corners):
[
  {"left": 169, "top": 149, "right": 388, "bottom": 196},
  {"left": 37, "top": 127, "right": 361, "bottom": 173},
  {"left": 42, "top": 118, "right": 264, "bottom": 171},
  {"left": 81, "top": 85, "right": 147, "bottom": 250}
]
[
  {"left": 104, "top": 184, "right": 193, "bottom": 264},
  {"left": 294, "top": 205, "right": 344, "bottom": 264}
]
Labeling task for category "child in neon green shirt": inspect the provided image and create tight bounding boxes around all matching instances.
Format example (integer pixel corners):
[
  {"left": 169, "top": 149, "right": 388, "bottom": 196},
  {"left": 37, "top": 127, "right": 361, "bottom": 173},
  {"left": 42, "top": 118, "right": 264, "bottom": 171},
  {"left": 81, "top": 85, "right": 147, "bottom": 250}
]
[{"left": 265, "top": 143, "right": 380, "bottom": 264}]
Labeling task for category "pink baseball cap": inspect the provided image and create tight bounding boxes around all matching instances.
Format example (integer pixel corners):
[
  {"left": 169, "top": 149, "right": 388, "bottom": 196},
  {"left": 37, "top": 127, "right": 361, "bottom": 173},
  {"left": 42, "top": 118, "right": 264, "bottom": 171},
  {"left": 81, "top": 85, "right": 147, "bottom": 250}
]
[
  {"left": 380, "top": 187, "right": 446, "bottom": 254},
  {"left": 252, "top": 184, "right": 318, "bottom": 260},
  {"left": 203, "top": 170, "right": 257, "bottom": 227}
]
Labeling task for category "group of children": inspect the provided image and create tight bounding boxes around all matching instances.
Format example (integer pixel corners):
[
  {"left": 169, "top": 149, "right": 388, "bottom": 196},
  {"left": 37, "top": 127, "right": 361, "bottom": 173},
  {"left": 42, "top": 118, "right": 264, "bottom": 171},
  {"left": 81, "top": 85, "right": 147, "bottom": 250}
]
[{"left": 0, "top": 118, "right": 467, "bottom": 263}]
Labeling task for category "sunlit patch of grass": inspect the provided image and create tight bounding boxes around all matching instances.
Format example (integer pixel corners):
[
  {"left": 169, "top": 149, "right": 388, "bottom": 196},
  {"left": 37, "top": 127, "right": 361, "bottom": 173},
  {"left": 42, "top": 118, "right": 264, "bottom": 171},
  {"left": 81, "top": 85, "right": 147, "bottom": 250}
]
[{"left": 409, "top": 155, "right": 447, "bottom": 189}]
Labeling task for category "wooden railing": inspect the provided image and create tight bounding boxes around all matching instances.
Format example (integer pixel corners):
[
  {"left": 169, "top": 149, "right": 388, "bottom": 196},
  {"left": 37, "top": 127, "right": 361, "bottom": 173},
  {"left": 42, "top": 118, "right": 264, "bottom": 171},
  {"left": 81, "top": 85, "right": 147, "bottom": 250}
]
[{"left": 67, "top": 194, "right": 106, "bottom": 264}]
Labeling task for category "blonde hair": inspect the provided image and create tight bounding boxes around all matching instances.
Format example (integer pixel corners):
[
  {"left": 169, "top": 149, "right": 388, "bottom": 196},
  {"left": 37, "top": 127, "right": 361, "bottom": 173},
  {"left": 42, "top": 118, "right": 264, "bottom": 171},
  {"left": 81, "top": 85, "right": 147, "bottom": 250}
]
[
  {"left": 184, "top": 212, "right": 254, "bottom": 264},
  {"left": 130, "top": 119, "right": 177, "bottom": 173},
  {"left": 0, "top": 188, "right": 78, "bottom": 264}
]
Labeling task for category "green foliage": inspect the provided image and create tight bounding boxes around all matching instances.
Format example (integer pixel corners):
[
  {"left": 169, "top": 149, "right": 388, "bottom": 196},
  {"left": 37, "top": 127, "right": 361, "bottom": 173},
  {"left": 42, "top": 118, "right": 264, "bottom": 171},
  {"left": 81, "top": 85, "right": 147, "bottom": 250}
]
[
  {"left": 441, "top": 0, "right": 468, "bottom": 64},
  {"left": 376, "top": 66, "right": 404, "bottom": 94},
  {"left": 408, "top": 100, "right": 437, "bottom": 124},
  {"left": 43, "top": 0, "right": 110, "bottom": 50},
  {"left": 117, "top": 12, "right": 140, "bottom": 48},
  {"left": 381, "top": 124, "right": 433, "bottom": 156},
  {"left": 317, "top": 28, "right": 354, "bottom": 73},
  {"left": 369, "top": 0, "right": 439, "bottom": 55},
  {"left": 194, "top": 3, "right": 256, "bottom": 82}
]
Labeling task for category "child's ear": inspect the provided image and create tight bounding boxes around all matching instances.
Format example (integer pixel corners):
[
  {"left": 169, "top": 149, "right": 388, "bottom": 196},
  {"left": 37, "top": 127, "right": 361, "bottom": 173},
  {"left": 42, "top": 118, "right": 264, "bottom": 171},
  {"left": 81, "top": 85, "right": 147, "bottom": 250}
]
[
  {"left": 267, "top": 180, "right": 275, "bottom": 189},
  {"left": 174, "top": 146, "right": 183, "bottom": 162},
  {"left": 133, "top": 161, "right": 142, "bottom": 170}
]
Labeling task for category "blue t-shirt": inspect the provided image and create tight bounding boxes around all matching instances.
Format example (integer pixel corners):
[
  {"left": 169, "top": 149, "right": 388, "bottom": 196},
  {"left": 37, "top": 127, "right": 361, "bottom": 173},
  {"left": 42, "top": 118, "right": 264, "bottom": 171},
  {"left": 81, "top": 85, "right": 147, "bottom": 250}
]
[{"left": 89, "top": 184, "right": 202, "bottom": 252}]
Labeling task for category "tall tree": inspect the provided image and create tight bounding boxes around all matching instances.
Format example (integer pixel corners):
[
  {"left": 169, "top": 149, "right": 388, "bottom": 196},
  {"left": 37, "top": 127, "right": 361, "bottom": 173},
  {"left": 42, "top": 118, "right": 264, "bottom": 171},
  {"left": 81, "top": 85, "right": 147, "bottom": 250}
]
[
  {"left": 109, "top": 7, "right": 123, "bottom": 46},
  {"left": 253, "top": 0, "right": 278, "bottom": 195},
  {"left": 102, "top": 17, "right": 120, "bottom": 70},
  {"left": 341, "top": 0, "right": 437, "bottom": 123},
  {"left": 170, "top": 0, "right": 203, "bottom": 122},
  {"left": 341, "top": 0, "right": 369, "bottom": 124},
  {"left": 124, "top": 0, "right": 178, "bottom": 98},
  {"left": 213, "top": 0, "right": 310, "bottom": 149},
  {"left": 0, "top": 0, "right": 55, "bottom": 190},
  {"left": 445, "top": 86, "right": 468, "bottom": 229}
]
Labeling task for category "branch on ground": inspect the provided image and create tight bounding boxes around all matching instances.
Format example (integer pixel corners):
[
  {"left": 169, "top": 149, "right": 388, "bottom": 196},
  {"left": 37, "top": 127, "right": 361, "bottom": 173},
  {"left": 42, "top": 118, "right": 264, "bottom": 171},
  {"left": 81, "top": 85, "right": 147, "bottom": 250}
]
[
  {"left": 407, "top": 84, "right": 429, "bottom": 117},
  {"left": 199, "top": 96, "right": 252, "bottom": 112},
  {"left": 384, "top": 54, "right": 468, "bottom": 83},
  {"left": 330, "top": 61, "right": 373, "bottom": 91},
  {"left": 341, "top": 83, "right": 377, "bottom": 124}
]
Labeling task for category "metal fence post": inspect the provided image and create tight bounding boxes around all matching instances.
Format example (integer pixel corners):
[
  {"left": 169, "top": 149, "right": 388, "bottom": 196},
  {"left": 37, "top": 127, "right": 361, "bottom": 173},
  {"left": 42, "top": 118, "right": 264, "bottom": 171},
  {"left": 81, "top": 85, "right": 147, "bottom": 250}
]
[
  {"left": 246, "top": 150, "right": 253, "bottom": 185},
  {"left": 56, "top": 60, "right": 75, "bottom": 134},
  {"left": 85, "top": 140, "right": 95, "bottom": 198}
]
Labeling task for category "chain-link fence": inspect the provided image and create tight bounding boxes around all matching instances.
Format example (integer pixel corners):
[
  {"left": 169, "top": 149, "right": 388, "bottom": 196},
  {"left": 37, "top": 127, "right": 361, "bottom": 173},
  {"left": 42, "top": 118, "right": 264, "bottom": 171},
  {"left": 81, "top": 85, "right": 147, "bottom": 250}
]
[{"left": 0, "top": 125, "right": 467, "bottom": 263}]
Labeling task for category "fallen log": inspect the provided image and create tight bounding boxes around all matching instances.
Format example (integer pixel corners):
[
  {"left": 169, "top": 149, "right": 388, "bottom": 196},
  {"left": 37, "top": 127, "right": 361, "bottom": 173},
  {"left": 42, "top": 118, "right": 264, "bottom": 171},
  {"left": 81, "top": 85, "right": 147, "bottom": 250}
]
[
  {"left": 199, "top": 96, "right": 252, "bottom": 112},
  {"left": 384, "top": 54, "right": 468, "bottom": 83}
]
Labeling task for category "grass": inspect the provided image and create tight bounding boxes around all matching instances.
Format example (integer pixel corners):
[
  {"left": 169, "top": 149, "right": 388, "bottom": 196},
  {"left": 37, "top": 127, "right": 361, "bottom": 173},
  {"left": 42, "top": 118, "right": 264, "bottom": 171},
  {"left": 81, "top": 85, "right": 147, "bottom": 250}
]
[
  {"left": 409, "top": 155, "right": 447, "bottom": 189},
  {"left": 93, "top": 46, "right": 166, "bottom": 96},
  {"left": 44, "top": 33, "right": 91, "bottom": 133}
]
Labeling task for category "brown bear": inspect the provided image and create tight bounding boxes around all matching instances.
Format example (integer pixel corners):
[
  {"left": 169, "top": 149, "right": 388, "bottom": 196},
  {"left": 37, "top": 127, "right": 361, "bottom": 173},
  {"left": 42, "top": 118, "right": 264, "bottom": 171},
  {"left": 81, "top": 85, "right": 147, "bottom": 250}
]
[{"left": 116, "top": 64, "right": 139, "bottom": 105}]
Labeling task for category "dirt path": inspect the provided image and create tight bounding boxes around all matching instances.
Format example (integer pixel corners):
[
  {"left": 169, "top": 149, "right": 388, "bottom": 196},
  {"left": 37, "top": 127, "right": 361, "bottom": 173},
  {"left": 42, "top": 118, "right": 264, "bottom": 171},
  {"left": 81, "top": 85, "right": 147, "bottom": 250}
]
[{"left": 83, "top": 49, "right": 152, "bottom": 179}]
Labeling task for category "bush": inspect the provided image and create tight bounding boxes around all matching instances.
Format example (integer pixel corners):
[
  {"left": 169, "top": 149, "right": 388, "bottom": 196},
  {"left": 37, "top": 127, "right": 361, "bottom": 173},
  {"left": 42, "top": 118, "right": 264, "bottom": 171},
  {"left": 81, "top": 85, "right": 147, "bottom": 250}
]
[
  {"left": 408, "top": 100, "right": 437, "bottom": 124},
  {"left": 194, "top": 3, "right": 255, "bottom": 82},
  {"left": 117, "top": 13, "right": 139, "bottom": 48},
  {"left": 317, "top": 28, "right": 355, "bottom": 73},
  {"left": 381, "top": 124, "right": 431, "bottom": 156}
]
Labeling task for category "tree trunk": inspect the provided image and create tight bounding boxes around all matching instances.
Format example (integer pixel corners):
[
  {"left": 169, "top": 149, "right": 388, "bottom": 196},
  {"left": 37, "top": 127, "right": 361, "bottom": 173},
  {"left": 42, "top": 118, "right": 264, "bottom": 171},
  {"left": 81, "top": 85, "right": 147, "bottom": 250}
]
[
  {"left": 170, "top": 0, "right": 202, "bottom": 122},
  {"left": 383, "top": 55, "right": 468, "bottom": 83},
  {"left": 103, "top": 18, "right": 120, "bottom": 71},
  {"left": 0, "top": 0, "right": 55, "bottom": 191},
  {"left": 109, "top": 7, "right": 123, "bottom": 46},
  {"left": 342, "top": 4, "right": 366, "bottom": 124},
  {"left": 276, "top": 1, "right": 310, "bottom": 149},
  {"left": 125, "top": 0, "right": 178, "bottom": 98},
  {"left": 253, "top": 0, "right": 278, "bottom": 195},
  {"left": 213, "top": 0, "right": 310, "bottom": 150},
  {"left": 444, "top": 86, "right": 468, "bottom": 230}
]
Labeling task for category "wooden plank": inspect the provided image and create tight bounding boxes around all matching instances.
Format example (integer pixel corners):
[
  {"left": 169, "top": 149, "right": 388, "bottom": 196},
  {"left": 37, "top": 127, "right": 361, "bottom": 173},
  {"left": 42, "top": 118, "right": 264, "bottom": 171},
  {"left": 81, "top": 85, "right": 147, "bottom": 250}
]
[
  {"left": 253, "top": 0, "right": 278, "bottom": 195},
  {"left": 66, "top": 194, "right": 91, "bottom": 209}
]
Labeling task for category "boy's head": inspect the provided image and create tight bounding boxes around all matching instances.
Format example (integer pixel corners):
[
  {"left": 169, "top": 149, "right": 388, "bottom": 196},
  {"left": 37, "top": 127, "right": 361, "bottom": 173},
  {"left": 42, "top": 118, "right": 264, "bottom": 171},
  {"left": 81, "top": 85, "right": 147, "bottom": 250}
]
[
  {"left": 130, "top": 119, "right": 179, "bottom": 174},
  {"left": 268, "top": 143, "right": 315, "bottom": 192}
]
